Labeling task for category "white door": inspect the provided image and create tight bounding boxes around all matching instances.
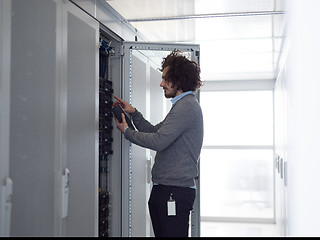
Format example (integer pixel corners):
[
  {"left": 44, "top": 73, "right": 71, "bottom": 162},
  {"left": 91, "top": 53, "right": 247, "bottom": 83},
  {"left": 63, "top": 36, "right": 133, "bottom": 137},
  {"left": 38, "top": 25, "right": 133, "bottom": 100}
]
[
  {"left": 62, "top": 1, "right": 99, "bottom": 236},
  {"left": 8, "top": 0, "right": 100, "bottom": 236},
  {"left": 121, "top": 42, "right": 200, "bottom": 237},
  {"left": 0, "top": 0, "right": 12, "bottom": 237},
  {"left": 9, "top": 0, "right": 58, "bottom": 236}
]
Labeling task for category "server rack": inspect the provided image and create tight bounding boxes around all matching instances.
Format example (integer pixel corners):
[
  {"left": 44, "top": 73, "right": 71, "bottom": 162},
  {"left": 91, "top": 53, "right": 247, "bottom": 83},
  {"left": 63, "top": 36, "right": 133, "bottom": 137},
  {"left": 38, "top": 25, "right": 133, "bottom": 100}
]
[
  {"left": 97, "top": 25, "right": 123, "bottom": 236},
  {"left": 2, "top": 0, "right": 201, "bottom": 237},
  {"left": 98, "top": 37, "right": 113, "bottom": 237}
]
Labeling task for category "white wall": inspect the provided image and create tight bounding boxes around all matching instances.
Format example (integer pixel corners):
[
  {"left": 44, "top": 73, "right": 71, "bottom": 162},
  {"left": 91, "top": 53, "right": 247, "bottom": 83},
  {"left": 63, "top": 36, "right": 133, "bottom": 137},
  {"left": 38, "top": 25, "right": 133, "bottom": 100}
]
[
  {"left": 275, "top": 0, "right": 320, "bottom": 236},
  {"left": 274, "top": 59, "right": 288, "bottom": 236},
  {"left": 286, "top": 0, "right": 320, "bottom": 236}
]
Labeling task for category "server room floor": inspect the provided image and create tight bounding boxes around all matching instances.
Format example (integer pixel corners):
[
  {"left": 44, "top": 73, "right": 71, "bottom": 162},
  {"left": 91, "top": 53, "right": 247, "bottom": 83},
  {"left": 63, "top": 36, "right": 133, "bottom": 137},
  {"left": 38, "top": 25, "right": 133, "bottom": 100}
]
[{"left": 200, "top": 222, "right": 280, "bottom": 237}]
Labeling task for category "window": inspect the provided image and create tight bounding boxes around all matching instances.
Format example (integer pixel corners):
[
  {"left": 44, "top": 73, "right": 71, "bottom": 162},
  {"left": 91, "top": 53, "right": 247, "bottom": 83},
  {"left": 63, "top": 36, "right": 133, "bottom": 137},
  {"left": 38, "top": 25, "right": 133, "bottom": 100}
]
[{"left": 200, "top": 90, "right": 274, "bottom": 221}]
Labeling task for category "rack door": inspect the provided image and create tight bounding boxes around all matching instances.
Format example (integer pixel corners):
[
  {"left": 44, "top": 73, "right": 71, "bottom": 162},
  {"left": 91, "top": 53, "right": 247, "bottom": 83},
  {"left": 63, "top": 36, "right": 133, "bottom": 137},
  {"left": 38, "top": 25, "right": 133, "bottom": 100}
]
[{"left": 121, "top": 42, "right": 200, "bottom": 237}]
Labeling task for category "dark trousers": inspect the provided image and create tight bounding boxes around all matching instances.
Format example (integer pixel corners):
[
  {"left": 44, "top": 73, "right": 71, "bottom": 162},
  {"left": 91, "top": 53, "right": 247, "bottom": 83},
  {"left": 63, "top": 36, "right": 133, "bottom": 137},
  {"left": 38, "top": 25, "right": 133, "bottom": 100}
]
[{"left": 148, "top": 184, "right": 196, "bottom": 237}]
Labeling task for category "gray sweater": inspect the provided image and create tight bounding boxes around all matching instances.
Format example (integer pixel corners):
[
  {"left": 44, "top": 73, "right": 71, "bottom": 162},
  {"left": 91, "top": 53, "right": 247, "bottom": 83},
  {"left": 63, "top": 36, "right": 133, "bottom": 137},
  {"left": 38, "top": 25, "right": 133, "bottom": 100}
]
[{"left": 124, "top": 94, "right": 204, "bottom": 187}]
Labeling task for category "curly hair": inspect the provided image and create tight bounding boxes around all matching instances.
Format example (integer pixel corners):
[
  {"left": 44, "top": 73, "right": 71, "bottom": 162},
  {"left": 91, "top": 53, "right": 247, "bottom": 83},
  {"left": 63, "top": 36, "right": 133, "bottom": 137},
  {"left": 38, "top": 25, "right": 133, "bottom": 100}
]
[{"left": 160, "top": 50, "right": 202, "bottom": 92}]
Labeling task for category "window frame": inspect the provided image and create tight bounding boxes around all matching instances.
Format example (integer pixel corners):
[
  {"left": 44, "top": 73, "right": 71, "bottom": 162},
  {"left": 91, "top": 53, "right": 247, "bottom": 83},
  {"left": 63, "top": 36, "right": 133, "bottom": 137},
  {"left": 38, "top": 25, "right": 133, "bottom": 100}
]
[{"left": 199, "top": 79, "right": 275, "bottom": 224}]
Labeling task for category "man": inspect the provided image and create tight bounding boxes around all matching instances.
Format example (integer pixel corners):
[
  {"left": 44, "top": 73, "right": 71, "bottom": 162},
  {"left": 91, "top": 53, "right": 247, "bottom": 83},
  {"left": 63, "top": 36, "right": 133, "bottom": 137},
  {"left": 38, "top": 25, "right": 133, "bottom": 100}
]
[{"left": 113, "top": 50, "right": 203, "bottom": 237}]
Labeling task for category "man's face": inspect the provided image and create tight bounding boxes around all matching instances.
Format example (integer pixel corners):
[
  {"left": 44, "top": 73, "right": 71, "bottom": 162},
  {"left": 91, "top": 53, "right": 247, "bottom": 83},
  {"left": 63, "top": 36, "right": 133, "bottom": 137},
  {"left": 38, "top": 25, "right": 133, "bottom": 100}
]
[{"left": 160, "top": 67, "right": 178, "bottom": 98}]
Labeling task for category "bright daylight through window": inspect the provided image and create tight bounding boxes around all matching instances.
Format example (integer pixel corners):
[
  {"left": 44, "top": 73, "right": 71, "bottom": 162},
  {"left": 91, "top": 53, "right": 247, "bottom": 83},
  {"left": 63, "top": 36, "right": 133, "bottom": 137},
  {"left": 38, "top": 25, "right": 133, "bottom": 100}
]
[{"left": 200, "top": 90, "right": 274, "bottom": 220}]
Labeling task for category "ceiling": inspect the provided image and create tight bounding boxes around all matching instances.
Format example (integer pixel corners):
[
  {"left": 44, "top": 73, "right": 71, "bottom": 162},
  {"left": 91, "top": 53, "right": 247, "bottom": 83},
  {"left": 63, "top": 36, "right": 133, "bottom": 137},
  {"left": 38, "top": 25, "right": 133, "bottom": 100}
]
[{"left": 105, "top": 0, "right": 285, "bottom": 81}]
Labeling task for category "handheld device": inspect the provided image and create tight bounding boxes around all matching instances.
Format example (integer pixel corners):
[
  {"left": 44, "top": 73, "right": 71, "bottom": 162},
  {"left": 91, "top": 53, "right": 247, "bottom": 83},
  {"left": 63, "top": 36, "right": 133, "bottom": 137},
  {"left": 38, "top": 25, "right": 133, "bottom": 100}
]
[{"left": 112, "top": 104, "right": 135, "bottom": 130}]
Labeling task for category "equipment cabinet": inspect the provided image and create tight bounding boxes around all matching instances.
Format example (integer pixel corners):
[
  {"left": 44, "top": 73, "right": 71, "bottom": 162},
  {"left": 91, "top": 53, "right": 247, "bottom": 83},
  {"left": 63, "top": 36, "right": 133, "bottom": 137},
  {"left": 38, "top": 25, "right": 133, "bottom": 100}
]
[{"left": 1, "top": 0, "right": 200, "bottom": 237}]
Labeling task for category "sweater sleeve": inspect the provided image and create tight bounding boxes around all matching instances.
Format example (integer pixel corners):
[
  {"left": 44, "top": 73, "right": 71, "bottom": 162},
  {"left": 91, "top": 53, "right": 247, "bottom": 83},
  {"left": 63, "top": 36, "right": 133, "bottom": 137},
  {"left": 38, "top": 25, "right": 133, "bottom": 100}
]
[
  {"left": 130, "top": 110, "right": 163, "bottom": 133},
  {"left": 124, "top": 102, "right": 193, "bottom": 152}
]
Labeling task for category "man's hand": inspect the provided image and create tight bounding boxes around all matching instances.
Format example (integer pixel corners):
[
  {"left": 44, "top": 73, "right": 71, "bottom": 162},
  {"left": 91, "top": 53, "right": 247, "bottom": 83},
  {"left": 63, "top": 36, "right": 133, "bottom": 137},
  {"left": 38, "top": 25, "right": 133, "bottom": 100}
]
[
  {"left": 114, "top": 113, "right": 128, "bottom": 133},
  {"left": 113, "top": 96, "right": 136, "bottom": 114}
]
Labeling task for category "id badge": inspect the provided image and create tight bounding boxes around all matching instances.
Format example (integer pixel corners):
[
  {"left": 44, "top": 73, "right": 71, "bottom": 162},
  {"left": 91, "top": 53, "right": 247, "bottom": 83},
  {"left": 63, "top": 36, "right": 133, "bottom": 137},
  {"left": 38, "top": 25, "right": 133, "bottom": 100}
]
[{"left": 167, "top": 193, "right": 176, "bottom": 216}]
